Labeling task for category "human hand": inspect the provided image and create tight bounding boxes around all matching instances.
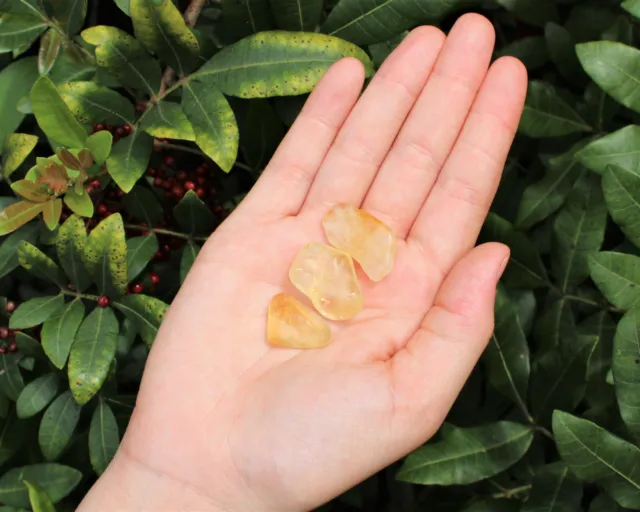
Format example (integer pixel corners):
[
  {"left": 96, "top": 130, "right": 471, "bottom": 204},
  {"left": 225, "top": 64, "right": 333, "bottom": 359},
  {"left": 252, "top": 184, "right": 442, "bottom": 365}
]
[{"left": 78, "top": 13, "right": 527, "bottom": 512}]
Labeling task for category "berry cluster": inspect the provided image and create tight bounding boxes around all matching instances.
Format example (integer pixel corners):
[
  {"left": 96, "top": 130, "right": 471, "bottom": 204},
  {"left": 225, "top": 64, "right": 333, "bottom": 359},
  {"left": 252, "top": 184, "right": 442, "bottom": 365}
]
[
  {"left": 90, "top": 123, "right": 132, "bottom": 143},
  {"left": 0, "top": 301, "right": 18, "bottom": 355}
]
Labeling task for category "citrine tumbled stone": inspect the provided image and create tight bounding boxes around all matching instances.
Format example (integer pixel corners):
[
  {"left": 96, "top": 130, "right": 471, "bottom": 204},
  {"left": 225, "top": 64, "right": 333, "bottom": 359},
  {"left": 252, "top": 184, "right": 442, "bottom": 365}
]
[
  {"left": 322, "top": 203, "right": 396, "bottom": 282},
  {"left": 267, "top": 292, "right": 332, "bottom": 349},
  {"left": 289, "top": 242, "right": 363, "bottom": 321}
]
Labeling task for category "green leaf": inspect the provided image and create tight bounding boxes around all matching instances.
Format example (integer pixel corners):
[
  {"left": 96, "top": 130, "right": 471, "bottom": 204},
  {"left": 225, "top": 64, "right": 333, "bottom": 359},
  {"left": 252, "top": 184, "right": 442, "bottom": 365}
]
[
  {"left": 519, "top": 81, "right": 591, "bottom": 138},
  {"left": 221, "top": 0, "right": 273, "bottom": 41},
  {"left": 30, "top": 76, "right": 87, "bottom": 149},
  {"left": 180, "top": 241, "right": 199, "bottom": 284},
  {"left": 114, "top": 0, "right": 130, "bottom": 15},
  {"left": 9, "top": 295, "right": 64, "bottom": 329},
  {"left": 534, "top": 299, "right": 577, "bottom": 353},
  {"left": 0, "top": 15, "right": 47, "bottom": 53},
  {"left": 0, "top": 200, "right": 46, "bottom": 236},
  {"left": 17, "top": 241, "right": 67, "bottom": 287},
  {"left": 545, "top": 22, "right": 586, "bottom": 86},
  {"left": 38, "top": 390, "right": 81, "bottom": 461},
  {"left": 16, "top": 373, "right": 59, "bottom": 419},
  {"left": 140, "top": 101, "right": 195, "bottom": 142},
  {"left": 0, "top": 463, "right": 81, "bottom": 508},
  {"left": 195, "top": 31, "right": 374, "bottom": 98},
  {"left": 0, "top": 222, "right": 39, "bottom": 278},
  {"left": 321, "top": 0, "right": 463, "bottom": 45},
  {"left": 130, "top": 0, "right": 199, "bottom": 75},
  {"left": 0, "top": 57, "right": 39, "bottom": 147},
  {"left": 85, "top": 130, "right": 113, "bottom": 165},
  {"left": 553, "top": 411, "right": 640, "bottom": 509},
  {"left": 396, "top": 422, "right": 533, "bottom": 485},
  {"left": 623, "top": 0, "right": 640, "bottom": 19},
  {"left": 174, "top": 190, "right": 216, "bottom": 234},
  {"left": 0, "top": 413, "right": 26, "bottom": 467},
  {"left": 82, "top": 213, "right": 128, "bottom": 297},
  {"left": 182, "top": 80, "right": 238, "bottom": 171},
  {"left": 106, "top": 131, "right": 153, "bottom": 193},
  {"left": 576, "top": 42, "right": 640, "bottom": 115},
  {"left": 515, "top": 143, "right": 585, "bottom": 229},
  {"left": 113, "top": 294, "right": 168, "bottom": 347},
  {"left": 603, "top": 164, "right": 640, "bottom": 248},
  {"left": 11, "top": 180, "right": 51, "bottom": 202},
  {"left": 552, "top": 174, "right": 607, "bottom": 292},
  {"left": 0, "top": 354, "right": 24, "bottom": 401},
  {"left": 41, "top": 299, "right": 85, "bottom": 369},
  {"left": 271, "top": 0, "right": 322, "bottom": 31},
  {"left": 577, "top": 125, "right": 640, "bottom": 175},
  {"left": 521, "top": 462, "right": 582, "bottom": 512},
  {"left": 241, "top": 99, "right": 284, "bottom": 171},
  {"left": 89, "top": 398, "right": 119, "bottom": 475},
  {"left": 15, "top": 332, "right": 45, "bottom": 360},
  {"left": 589, "top": 494, "right": 622, "bottom": 512},
  {"left": 496, "top": 36, "right": 548, "bottom": 71},
  {"left": 67, "top": 306, "right": 119, "bottom": 405},
  {"left": 495, "top": 0, "right": 558, "bottom": 27},
  {"left": 126, "top": 234, "right": 158, "bottom": 282},
  {"left": 24, "top": 481, "right": 56, "bottom": 512},
  {"left": 37, "top": 29, "right": 61, "bottom": 76},
  {"left": 588, "top": 252, "right": 640, "bottom": 310},
  {"left": 484, "top": 286, "right": 530, "bottom": 417},
  {"left": 122, "top": 185, "right": 163, "bottom": 225},
  {"left": 51, "top": 0, "right": 87, "bottom": 35},
  {"left": 59, "top": 81, "right": 135, "bottom": 125},
  {"left": 2, "top": 133, "right": 38, "bottom": 179},
  {"left": 81, "top": 25, "right": 161, "bottom": 95},
  {"left": 481, "top": 213, "right": 549, "bottom": 288},
  {"left": 64, "top": 188, "right": 93, "bottom": 217},
  {"left": 612, "top": 308, "right": 640, "bottom": 443},
  {"left": 56, "top": 215, "right": 92, "bottom": 292},
  {"left": 42, "top": 198, "right": 62, "bottom": 231}
]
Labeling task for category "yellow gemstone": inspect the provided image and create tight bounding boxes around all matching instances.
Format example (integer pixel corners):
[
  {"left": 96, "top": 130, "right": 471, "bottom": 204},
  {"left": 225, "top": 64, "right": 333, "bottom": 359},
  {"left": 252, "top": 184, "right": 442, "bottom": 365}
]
[
  {"left": 322, "top": 203, "right": 396, "bottom": 282},
  {"left": 267, "top": 292, "right": 332, "bottom": 349},
  {"left": 289, "top": 242, "right": 364, "bottom": 321}
]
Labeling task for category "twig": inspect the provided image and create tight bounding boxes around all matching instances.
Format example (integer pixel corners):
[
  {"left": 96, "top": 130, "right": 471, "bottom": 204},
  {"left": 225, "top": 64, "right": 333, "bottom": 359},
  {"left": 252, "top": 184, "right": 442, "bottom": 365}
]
[
  {"left": 491, "top": 484, "right": 532, "bottom": 500},
  {"left": 535, "top": 425, "right": 554, "bottom": 441},
  {"left": 125, "top": 223, "right": 209, "bottom": 243},
  {"left": 563, "top": 294, "right": 623, "bottom": 314}
]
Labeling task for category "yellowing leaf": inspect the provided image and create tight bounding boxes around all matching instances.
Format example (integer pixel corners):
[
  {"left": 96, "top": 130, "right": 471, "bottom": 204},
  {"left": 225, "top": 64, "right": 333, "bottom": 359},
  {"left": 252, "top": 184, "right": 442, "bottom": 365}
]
[
  {"left": 11, "top": 180, "right": 51, "bottom": 202},
  {"left": 2, "top": 133, "right": 38, "bottom": 179},
  {"left": 0, "top": 200, "right": 45, "bottom": 236},
  {"left": 42, "top": 198, "right": 62, "bottom": 231},
  {"left": 36, "top": 162, "right": 69, "bottom": 194}
]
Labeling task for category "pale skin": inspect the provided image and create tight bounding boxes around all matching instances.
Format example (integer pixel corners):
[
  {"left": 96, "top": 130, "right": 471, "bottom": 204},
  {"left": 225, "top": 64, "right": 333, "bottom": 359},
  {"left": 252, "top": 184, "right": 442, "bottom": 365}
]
[{"left": 79, "top": 14, "right": 527, "bottom": 512}]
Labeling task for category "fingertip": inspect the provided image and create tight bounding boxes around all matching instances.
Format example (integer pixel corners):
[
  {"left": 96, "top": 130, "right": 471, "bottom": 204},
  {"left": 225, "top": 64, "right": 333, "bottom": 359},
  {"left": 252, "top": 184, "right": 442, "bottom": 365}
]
[{"left": 451, "top": 12, "right": 496, "bottom": 47}]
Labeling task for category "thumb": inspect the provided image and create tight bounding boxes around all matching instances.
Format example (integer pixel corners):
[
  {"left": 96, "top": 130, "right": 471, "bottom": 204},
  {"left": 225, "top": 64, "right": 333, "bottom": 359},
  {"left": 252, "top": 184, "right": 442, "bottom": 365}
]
[{"left": 391, "top": 242, "right": 509, "bottom": 445}]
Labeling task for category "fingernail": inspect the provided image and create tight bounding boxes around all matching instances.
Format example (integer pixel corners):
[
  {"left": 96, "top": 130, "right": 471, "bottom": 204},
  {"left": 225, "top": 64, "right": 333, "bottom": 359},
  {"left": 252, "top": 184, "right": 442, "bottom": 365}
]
[{"left": 496, "top": 254, "right": 510, "bottom": 281}]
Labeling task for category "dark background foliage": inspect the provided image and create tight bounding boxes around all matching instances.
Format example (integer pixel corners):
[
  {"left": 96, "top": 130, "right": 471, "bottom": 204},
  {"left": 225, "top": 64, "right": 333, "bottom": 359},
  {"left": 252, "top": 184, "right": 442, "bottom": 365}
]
[{"left": 1, "top": 0, "right": 640, "bottom": 510}]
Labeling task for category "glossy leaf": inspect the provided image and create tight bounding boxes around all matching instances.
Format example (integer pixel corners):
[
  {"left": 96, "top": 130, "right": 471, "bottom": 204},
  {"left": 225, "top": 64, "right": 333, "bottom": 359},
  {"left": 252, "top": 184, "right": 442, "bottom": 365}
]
[
  {"left": 37, "top": 29, "right": 61, "bottom": 76},
  {"left": 81, "top": 26, "right": 161, "bottom": 94},
  {"left": 0, "top": 413, "right": 26, "bottom": 467},
  {"left": 519, "top": 81, "right": 591, "bottom": 138},
  {"left": 321, "top": 0, "right": 463, "bottom": 45},
  {"left": 89, "top": 398, "right": 119, "bottom": 475},
  {"left": 30, "top": 76, "right": 87, "bottom": 148},
  {"left": 180, "top": 242, "right": 199, "bottom": 284},
  {"left": 41, "top": 299, "right": 85, "bottom": 369},
  {"left": 130, "top": 0, "right": 199, "bottom": 75},
  {"left": 0, "top": 57, "right": 39, "bottom": 147},
  {"left": 577, "top": 42, "right": 640, "bottom": 115},
  {"left": 0, "top": 222, "right": 38, "bottom": 278},
  {"left": 106, "top": 131, "right": 153, "bottom": 193},
  {"left": 17, "top": 241, "right": 67, "bottom": 287},
  {"left": 0, "top": 200, "right": 46, "bottom": 236},
  {"left": 9, "top": 295, "right": 64, "bottom": 329},
  {"left": 140, "top": 101, "right": 195, "bottom": 141},
  {"left": 397, "top": 422, "right": 533, "bottom": 485},
  {"left": 495, "top": 0, "right": 558, "bottom": 27},
  {"left": 0, "top": 354, "right": 24, "bottom": 401},
  {"left": 545, "top": 22, "right": 586, "bottom": 86},
  {"left": 67, "top": 306, "right": 119, "bottom": 405},
  {"left": 114, "top": 294, "right": 168, "bottom": 347},
  {"left": 603, "top": 164, "right": 640, "bottom": 248},
  {"left": 221, "top": 0, "right": 273, "bottom": 41},
  {"left": 24, "top": 481, "right": 56, "bottom": 512},
  {"left": 42, "top": 198, "right": 62, "bottom": 230},
  {"left": 497, "top": 36, "right": 547, "bottom": 71},
  {"left": 64, "top": 188, "right": 93, "bottom": 217},
  {"left": 577, "top": 125, "right": 640, "bottom": 175},
  {"left": 0, "top": 463, "right": 81, "bottom": 508},
  {"left": 114, "top": 0, "right": 130, "bottom": 15},
  {"left": 484, "top": 286, "right": 530, "bottom": 417},
  {"left": 15, "top": 373, "right": 59, "bottom": 419},
  {"left": 122, "top": 185, "right": 163, "bottom": 225},
  {"left": 623, "top": 0, "right": 640, "bottom": 19},
  {"left": 15, "top": 332, "right": 44, "bottom": 360},
  {"left": 0, "top": 15, "right": 47, "bottom": 53},
  {"left": 56, "top": 215, "right": 92, "bottom": 292},
  {"left": 85, "top": 130, "right": 113, "bottom": 165},
  {"left": 2, "top": 133, "right": 38, "bottom": 179},
  {"left": 82, "top": 213, "right": 128, "bottom": 297},
  {"left": 241, "top": 99, "right": 284, "bottom": 170},
  {"left": 552, "top": 174, "right": 607, "bottom": 292},
  {"left": 553, "top": 411, "right": 640, "bottom": 509},
  {"left": 38, "top": 391, "right": 82, "bottom": 461},
  {"left": 182, "top": 80, "right": 238, "bottom": 171},
  {"left": 196, "top": 31, "right": 374, "bottom": 98},
  {"left": 52, "top": 0, "right": 87, "bottom": 35},
  {"left": 11, "top": 180, "right": 51, "bottom": 202},
  {"left": 174, "top": 190, "right": 216, "bottom": 234},
  {"left": 271, "top": 0, "right": 322, "bottom": 31},
  {"left": 521, "top": 462, "right": 582, "bottom": 512},
  {"left": 588, "top": 252, "right": 640, "bottom": 310},
  {"left": 126, "top": 234, "right": 158, "bottom": 282},
  {"left": 59, "top": 82, "right": 135, "bottom": 125},
  {"left": 534, "top": 299, "right": 577, "bottom": 353}
]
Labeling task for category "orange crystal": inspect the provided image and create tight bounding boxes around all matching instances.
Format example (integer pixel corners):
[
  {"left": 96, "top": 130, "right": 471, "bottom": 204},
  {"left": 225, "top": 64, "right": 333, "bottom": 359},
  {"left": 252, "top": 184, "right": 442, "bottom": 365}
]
[
  {"left": 267, "top": 292, "right": 332, "bottom": 349},
  {"left": 322, "top": 203, "right": 396, "bottom": 282},
  {"left": 289, "top": 242, "right": 364, "bottom": 321}
]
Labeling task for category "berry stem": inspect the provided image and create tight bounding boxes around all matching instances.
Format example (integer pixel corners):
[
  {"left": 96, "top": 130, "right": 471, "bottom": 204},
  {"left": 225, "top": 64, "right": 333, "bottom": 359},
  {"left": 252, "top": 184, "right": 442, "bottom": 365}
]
[
  {"left": 125, "top": 224, "right": 208, "bottom": 243},
  {"left": 61, "top": 290, "right": 102, "bottom": 302}
]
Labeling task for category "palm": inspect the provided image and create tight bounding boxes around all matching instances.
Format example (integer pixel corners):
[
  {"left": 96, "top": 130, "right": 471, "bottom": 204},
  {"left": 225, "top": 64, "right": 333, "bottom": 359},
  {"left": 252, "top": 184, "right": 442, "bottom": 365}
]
[{"left": 116, "top": 15, "right": 528, "bottom": 512}]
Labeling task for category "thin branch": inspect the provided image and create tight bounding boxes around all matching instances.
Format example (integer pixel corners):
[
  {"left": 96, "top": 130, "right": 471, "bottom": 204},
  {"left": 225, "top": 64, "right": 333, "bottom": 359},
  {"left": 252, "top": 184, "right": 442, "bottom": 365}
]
[
  {"left": 535, "top": 425, "right": 555, "bottom": 441},
  {"left": 491, "top": 484, "right": 532, "bottom": 500},
  {"left": 563, "top": 294, "right": 623, "bottom": 314},
  {"left": 125, "top": 223, "right": 209, "bottom": 243}
]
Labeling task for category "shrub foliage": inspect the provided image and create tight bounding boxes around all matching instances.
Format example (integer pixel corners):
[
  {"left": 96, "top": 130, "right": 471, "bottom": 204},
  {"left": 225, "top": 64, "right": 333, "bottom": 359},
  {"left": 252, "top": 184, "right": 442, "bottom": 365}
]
[{"left": 1, "top": 0, "right": 640, "bottom": 510}]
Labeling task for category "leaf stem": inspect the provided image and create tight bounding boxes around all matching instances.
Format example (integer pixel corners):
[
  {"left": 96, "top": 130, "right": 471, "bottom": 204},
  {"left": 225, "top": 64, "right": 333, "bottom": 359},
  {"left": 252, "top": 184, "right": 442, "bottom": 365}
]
[
  {"left": 125, "top": 223, "right": 208, "bottom": 243},
  {"left": 535, "top": 425, "right": 554, "bottom": 441},
  {"left": 60, "top": 289, "right": 101, "bottom": 302},
  {"left": 103, "top": 397, "right": 135, "bottom": 411},
  {"left": 562, "top": 294, "right": 623, "bottom": 313},
  {"left": 491, "top": 484, "right": 532, "bottom": 499}
]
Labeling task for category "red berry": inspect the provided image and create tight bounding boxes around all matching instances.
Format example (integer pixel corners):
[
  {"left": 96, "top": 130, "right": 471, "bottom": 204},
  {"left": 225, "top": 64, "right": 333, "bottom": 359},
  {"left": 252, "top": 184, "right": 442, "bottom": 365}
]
[
  {"left": 153, "top": 177, "right": 164, "bottom": 188},
  {"left": 7, "top": 341, "right": 17, "bottom": 353},
  {"left": 147, "top": 167, "right": 157, "bottom": 177},
  {"left": 176, "top": 170, "right": 187, "bottom": 181},
  {"left": 162, "top": 179, "right": 173, "bottom": 191},
  {"left": 96, "top": 204, "right": 108, "bottom": 215},
  {"left": 184, "top": 181, "right": 196, "bottom": 191},
  {"left": 136, "top": 103, "right": 146, "bottom": 112},
  {"left": 124, "top": 125, "right": 132, "bottom": 134},
  {"left": 212, "top": 205, "right": 223, "bottom": 214},
  {"left": 117, "top": 189, "right": 126, "bottom": 198},
  {"left": 0, "top": 346, "right": 5, "bottom": 355},
  {"left": 153, "top": 251, "right": 164, "bottom": 261},
  {"left": 0, "top": 327, "right": 8, "bottom": 339},
  {"left": 116, "top": 127, "right": 126, "bottom": 137},
  {"left": 196, "top": 165, "right": 207, "bottom": 175},
  {"left": 149, "top": 272, "right": 161, "bottom": 285},
  {"left": 163, "top": 155, "right": 175, "bottom": 166},
  {"left": 95, "top": 123, "right": 106, "bottom": 132},
  {"left": 5, "top": 301, "right": 15, "bottom": 313},
  {"left": 97, "top": 296, "right": 110, "bottom": 308},
  {"left": 90, "top": 179, "right": 101, "bottom": 189},
  {"left": 131, "top": 283, "right": 144, "bottom": 294},
  {"left": 195, "top": 187, "right": 206, "bottom": 198},
  {"left": 153, "top": 146, "right": 162, "bottom": 153},
  {"left": 172, "top": 185, "right": 185, "bottom": 198},
  {"left": 163, "top": 244, "right": 171, "bottom": 254}
]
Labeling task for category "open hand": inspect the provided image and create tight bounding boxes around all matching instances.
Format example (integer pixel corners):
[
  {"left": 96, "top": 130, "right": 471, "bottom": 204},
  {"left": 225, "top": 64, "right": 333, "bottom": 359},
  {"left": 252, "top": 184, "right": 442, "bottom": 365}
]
[{"left": 79, "top": 13, "right": 527, "bottom": 512}]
